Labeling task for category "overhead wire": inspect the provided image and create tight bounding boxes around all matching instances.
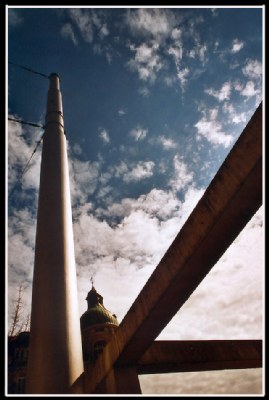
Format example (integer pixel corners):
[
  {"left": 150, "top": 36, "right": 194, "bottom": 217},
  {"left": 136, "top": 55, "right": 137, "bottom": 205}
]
[
  {"left": 8, "top": 117, "right": 44, "bottom": 129},
  {"left": 8, "top": 61, "right": 49, "bottom": 79},
  {"left": 8, "top": 60, "right": 49, "bottom": 200},
  {"left": 8, "top": 135, "right": 44, "bottom": 201}
]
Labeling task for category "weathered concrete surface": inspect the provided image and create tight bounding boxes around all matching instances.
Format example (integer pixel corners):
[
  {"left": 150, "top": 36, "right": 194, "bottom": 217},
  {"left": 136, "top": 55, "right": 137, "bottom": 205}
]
[
  {"left": 87, "top": 102, "right": 262, "bottom": 393},
  {"left": 137, "top": 340, "right": 262, "bottom": 374}
]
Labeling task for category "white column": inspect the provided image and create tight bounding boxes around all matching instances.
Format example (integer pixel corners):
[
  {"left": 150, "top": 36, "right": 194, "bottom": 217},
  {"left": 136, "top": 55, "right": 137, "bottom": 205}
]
[{"left": 26, "top": 73, "right": 84, "bottom": 394}]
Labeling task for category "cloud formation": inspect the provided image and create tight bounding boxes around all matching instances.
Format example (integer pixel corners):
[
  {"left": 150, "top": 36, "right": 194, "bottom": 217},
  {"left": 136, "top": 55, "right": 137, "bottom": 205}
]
[
  {"left": 125, "top": 8, "right": 178, "bottom": 40},
  {"left": 66, "top": 8, "right": 109, "bottom": 44},
  {"left": 129, "top": 126, "right": 148, "bottom": 141},
  {"left": 99, "top": 129, "right": 110, "bottom": 144},
  {"left": 8, "top": 118, "right": 42, "bottom": 196},
  {"left": 7, "top": 114, "right": 263, "bottom": 394},
  {"left": 60, "top": 23, "right": 78, "bottom": 45},
  {"left": 195, "top": 108, "right": 233, "bottom": 148},
  {"left": 127, "top": 41, "right": 164, "bottom": 83},
  {"left": 8, "top": 9, "right": 23, "bottom": 27},
  {"left": 8, "top": 7, "right": 263, "bottom": 393},
  {"left": 123, "top": 160, "right": 155, "bottom": 183},
  {"left": 242, "top": 59, "right": 262, "bottom": 79},
  {"left": 168, "top": 155, "right": 194, "bottom": 192},
  {"left": 205, "top": 81, "right": 232, "bottom": 102},
  {"left": 157, "top": 135, "right": 177, "bottom": 150},
  {"left": 231, "top": 38, "right": 244, "bottom": 53}
]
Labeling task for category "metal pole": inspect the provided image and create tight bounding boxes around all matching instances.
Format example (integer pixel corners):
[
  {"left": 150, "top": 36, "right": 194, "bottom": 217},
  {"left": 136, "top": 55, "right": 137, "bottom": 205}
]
[{"left": 26, "top": 73, "right": 84, "bottom": 394}]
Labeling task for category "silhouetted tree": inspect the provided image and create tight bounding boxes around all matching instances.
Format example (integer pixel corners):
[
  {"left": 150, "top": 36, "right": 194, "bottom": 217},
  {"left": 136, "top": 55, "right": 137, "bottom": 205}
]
[{"left": 8, "top": 285, "right": 30, "bottom": 336}]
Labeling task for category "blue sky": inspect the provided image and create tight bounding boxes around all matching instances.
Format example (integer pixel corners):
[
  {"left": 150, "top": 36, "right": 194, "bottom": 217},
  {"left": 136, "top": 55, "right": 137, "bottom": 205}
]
[{"left": 7, "top": 6, "right": 264, "bottom": 395}]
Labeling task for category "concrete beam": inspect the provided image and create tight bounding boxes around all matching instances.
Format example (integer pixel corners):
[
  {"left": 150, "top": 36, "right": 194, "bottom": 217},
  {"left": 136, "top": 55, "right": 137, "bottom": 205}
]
[
  {"left": 137, "top": 340, "right": 262, "bottom": 374},
  {"left": 87, "top": 103, "right": 262, "bottom": 393}
]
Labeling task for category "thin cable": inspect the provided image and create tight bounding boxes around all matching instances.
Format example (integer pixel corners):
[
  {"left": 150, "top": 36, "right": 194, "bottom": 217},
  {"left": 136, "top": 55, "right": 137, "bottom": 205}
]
[
  {"left": 8, "top": 117, "right": 44, "bottom": 129},
  {"left": 9, "top": 61, "right": 49, "bottom": 79},
  {"left": 8, "top": 136, "right": 43, "bottom": 200}
]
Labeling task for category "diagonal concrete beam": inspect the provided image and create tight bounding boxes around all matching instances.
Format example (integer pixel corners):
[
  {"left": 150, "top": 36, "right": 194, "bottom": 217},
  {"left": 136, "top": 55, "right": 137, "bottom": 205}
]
[
  {"left": 137, "top": 340, "right": 262, "bottom": 374},
  {"left": 87, "top": 103, "right": 263, "bottom": 393}
]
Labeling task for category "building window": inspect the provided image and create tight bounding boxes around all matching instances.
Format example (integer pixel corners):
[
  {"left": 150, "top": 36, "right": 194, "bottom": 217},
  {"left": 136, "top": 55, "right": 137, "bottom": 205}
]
[
  {"left": 15, "top": 348, "right": 28, "bottom": 364},
  {"left": 93, "top": 340, "right": 106, "bottom": 361},
  {"left": 17, "top": 377, "right": 26, "bottom": 394}
]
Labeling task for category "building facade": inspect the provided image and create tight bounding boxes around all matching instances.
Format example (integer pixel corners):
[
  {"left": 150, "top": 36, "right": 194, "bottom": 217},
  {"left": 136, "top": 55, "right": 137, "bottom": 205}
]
[{"left": 7, "top": 285, "right": 118, "bottom": 394}]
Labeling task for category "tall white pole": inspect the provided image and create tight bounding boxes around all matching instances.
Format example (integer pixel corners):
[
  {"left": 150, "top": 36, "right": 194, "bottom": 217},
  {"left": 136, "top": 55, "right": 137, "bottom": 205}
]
[{"left": 26, "top": 73, "right": 84, "bottom": 394}]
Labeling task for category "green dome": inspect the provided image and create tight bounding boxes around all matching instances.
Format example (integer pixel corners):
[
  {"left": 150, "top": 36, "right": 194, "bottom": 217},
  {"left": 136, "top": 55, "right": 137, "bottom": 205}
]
[{"left": 80, "top": 286, "right": 118, "bottom": 330}]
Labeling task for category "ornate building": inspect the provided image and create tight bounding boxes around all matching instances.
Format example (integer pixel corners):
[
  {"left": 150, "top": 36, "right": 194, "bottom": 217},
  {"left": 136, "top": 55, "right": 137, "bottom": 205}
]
[
  {"left": 7, "top": 284, "right": 118, "bottom": 394},
  {"left": 8, "top": 332, "right": 29, "bottom": 394},
  {"left": 80, "top": 285, "right": 119, "bottom": 368}
]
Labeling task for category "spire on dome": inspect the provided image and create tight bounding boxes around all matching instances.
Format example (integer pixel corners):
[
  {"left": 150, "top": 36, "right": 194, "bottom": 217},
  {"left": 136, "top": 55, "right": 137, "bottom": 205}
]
[
  {"left": 86, "top": 286, "right": 104, "bottom": 308},
  {"left": 80, "top": 281, "right": 119, "bottom": 330}
]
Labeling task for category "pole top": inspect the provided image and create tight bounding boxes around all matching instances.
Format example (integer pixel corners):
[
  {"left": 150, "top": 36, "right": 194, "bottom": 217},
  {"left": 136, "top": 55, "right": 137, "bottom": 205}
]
[
  {"left": 49, "top": 72, "right": 60, "bottom": 79},
  {"left": 48, "top": 73, "right": 60, "bottom": 90}
]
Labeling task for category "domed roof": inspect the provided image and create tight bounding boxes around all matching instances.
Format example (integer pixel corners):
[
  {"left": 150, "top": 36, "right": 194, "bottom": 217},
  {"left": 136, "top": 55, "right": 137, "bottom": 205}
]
[{"left": 80, "top": 286, "right": 118, "bottom": 330}]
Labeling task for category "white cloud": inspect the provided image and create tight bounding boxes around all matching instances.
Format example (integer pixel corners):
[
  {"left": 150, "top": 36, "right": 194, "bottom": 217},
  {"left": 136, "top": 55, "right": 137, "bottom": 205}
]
[
  {"left": 8, "top": 119, "right": 263, "bottom": 395},
  {"left": 242, "top": 59, "right": 262, "bottom": 79},
  {"left": 168, "top": 46, "right": 183, "bottom": 63},
  {"left": 222, "top": 102, "right": 247, "bottom": 125},
  {"left": 160, "top": 207, "right": 264, "bottom": 340},
  {"left": 140, "top": 369, "right": 262, "bottom": 395},
  {"left": 111, "top": 160, "right": 155, "bottom": 183},
  {"left": 167, "top": 34, "right": 191, "bottom": 91},
  {"left": 8, "top": 208, "right": 37, "bottom": 326},
  {"left": 177, "top": 67, "right": 190, "bottom": 90},
  {"left": 171, "top": 27, "right": 182, "bottom": 40},
  {"left": 60, "top": 23, "right": 78, "bottom": 46},
  {"left": 7, "top": 9, "right": 263, "bottom": 393},
  {"left": 129, "top": 126, "right": 148, "bottom": 141},
  {"left": 8, "top": 9, "right": 23, "bottom": 27},
  {"left": 72, "top": 143, "right": 82, "bottom": 155},
  {"left": 140, "top": 205, "right": 263, "bottom": 394},
  {"left": 241, "top": 81, "right": 258, "bottom": 97},
  {"left": 96, "top": 185, "right": 113, "bottom": 200},
  {"left": 97, "top": 188, "right": 181, "bottom": 222},
  {"left": 93, "top": 43, "right": 115, "bottom": 64},
  {"left": 198, "top": 44, "right": 207, "bottom": 62},
  {"left": 74, "top": 185, "right": 205, "bottom": 321},
  {"left": 99, "top": 23, "right": 109, "bottom": 39},
  {"left": 211, "top": 8, "right": 219, "bottom": 17},
  {"left": 123, "top": 161, "right": 155, "bottom": 183},
  {"left": 187, "top": 43, "right": 208, "bottom": 64},
  {"left": 118, "top": 109, "right": 126, "bottom": 116},
  {"left": 99, "top": 129, "right": 110, "bottom": 144},
  {"left": 234, "top": 81, "right": 244, "bottom": 92},
  {"left": 231, "top": 38, "right": 244, "bottom": 53},
  {"left": 195, "top": 108, "right": 233, "bottom": 148},
  {"left": 168, "top": 155, "right": 194, "bottom": 192},
  {"left": 205, "top": 81, "right": 232, "bottom": 102},
  {"left": 163, "top": 75, "right": 176, "bottom": 87},
  {"left": 68, "top": 8, "right": 94, "bottom": 43},
  {"left": 188, "top": 49, "right": 196, "bottom": 59},
  {"left": 69, "top": 157, "right": 101, "bottom": 205},
  {"left": 234, "top": 61, "right": 262, "bottom": 105},
  {"left": 7, "top": 120, "right": 42, "bottom": 321},
  {"left": 138, "top": 86, "right": 150, "bottom": 97},
  {"left": 8, "top": 118, "right": 42, "bottom": 195},
  {"left": 67, "top": 8, "right": 108, "bottom": 44},
  {"left": 127, "top": 41, "right": 164, "bottom": 83},
  {"left": 125, "top": 8, "right": 178, "bottom": 40},
  {"left": 158, "top": 205, "right": 264, "bottom": 342},
  {"left": 113, "top": 161, "right": 129, "bottom": 177},
  {"left": 157, "top": 135, "right": 177, "bottom": 150}
]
